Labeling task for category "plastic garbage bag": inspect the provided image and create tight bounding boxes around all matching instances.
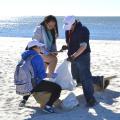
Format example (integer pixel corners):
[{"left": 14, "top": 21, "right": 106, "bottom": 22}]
[
  {"left": 61, "top": 92, "right": 79, "bottom": 110},
  {"left": 50, "top": 60, "right": 77, "bottom": 91}
]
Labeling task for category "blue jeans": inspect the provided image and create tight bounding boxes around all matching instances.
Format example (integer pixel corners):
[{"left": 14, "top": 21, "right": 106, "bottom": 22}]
[{"left": 71, "top": 53, "right": 101, "bottom": 102}]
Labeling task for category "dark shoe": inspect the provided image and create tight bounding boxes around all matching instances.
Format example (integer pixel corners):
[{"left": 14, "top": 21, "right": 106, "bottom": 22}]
[
  {"left": 42, "top": 105, "right": 55, "bottom": 113},
  {"left": 19, "top": 99, "right": 27, "bottom": 107},
  {"left": 99, "top": 76, "right": 110, "bottom": 90},
  {"left": 62, "top": 45, "right": 68, "bottom": 50},
  {"left": 104, "top": 80, "right": 110, "bottom": 89},
  {"left": 86, "top": 98, "right": 98, "bottom": 107}
]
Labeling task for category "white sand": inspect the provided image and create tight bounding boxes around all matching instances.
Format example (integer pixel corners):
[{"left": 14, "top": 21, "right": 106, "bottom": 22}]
[{"left": 0, "top": 37, "right": 120, "bottom": 120}]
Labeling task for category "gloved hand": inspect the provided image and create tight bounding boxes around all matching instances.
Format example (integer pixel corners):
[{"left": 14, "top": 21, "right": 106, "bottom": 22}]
[
  {"left": 61, "top": 45, "right": 68, "bottom": 50},
  {"left": 67, "top": 56, "right": 76, "bottom": 62}
]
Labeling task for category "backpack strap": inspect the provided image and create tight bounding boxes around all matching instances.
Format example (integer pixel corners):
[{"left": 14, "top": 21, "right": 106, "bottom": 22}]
[
  {"left": 28, "top": 54, "right": 40, "bottom": 88},
  {"left": 27, "top": 54, "right": 39, "bottom": 76}
]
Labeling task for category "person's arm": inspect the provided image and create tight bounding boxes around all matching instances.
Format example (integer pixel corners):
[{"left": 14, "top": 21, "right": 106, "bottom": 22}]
[
  {"left": 71, "top": 26, "right": 89, "bottom": 59},
  {"left": 71, "top": 42, "right": 87, "bottom": 58},
  {"left": 32, "top": 55, "right": 54, "bottom": 79},
  {"left": 32, "top": 26, "right": 43, "bottom": 41},
  {"left": 32, "top": 55, "right": 47, "bottom": 79}
]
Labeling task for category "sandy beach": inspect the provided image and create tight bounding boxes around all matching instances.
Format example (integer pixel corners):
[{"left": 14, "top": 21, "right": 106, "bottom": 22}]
[{"left": 0, "top": 37, "right": 120, "bottom": 120}]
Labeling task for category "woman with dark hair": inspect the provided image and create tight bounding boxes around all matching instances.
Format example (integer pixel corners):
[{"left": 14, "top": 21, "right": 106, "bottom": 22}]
[{"left": 32, "top": 15, "right": 59, "bottom": 78}]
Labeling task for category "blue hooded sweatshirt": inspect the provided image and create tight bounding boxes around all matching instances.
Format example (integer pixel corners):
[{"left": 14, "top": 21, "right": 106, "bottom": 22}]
[{"left": 22, "top": 50, "right": 47, "bottom": 85}]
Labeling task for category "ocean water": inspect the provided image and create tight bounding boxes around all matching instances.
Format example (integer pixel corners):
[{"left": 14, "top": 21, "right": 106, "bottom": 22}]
[{"left": 0, "top": 16, "right": 120, "bottom": 40}]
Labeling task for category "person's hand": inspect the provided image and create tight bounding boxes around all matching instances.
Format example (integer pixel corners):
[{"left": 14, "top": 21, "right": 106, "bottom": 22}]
[
  {"left": 67, "top": 55, "right": 76, "bottom": 62},
  {"left": 46, "top": 73, "right": 57, "bottom": 79},
  {"left": 61, "top": 45, "right": 68, "bottom": 50},
  {"left": 51, "top": 73, "right": 58, "bottom": 79},
  {"left": 43, "top": 49, "right": 49, "bottom": 55}
]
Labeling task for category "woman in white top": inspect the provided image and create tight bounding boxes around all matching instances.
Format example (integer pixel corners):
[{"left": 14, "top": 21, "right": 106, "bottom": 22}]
[{"left": 32, "top": 15, "right": 59, "bottom": 77}]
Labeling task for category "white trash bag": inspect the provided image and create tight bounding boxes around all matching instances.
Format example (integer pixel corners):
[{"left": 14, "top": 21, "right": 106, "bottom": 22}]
[
  {"left": 51, "top": 60, "right": 77, "bottom": 91},
  {"left": 61, "top": 92, "right": 79, "bottom": 110}
]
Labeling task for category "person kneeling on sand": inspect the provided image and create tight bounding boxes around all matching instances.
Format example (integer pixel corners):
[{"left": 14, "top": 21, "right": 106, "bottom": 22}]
[
  {"left": 62, "top": 16, "right": 110, "bottom": 107},
  {"left": 19, "top": 40, "right": 61, "bottom": 113}
]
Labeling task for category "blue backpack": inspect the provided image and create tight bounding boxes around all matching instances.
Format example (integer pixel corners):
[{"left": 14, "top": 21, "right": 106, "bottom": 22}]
[{"left": 14, "top": 55, "right": 36, "bottom": 96}]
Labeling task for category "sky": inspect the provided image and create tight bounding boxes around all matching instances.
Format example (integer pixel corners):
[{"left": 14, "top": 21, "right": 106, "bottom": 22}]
[{"left": 0, "top": 0, "right": 120, "bottom": 18}]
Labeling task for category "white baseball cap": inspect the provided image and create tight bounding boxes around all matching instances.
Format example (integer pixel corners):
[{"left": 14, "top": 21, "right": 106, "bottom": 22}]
[
  {"left": 63, "top": 16, "right": 76, "bottom": 30},
  {"left": 27, "top": 39, "right": 45, "bottom": 49}
]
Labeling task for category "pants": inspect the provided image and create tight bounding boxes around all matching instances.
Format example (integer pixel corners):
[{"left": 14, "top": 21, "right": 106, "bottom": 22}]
[
  {"left": 23, "top": 80, "right": 61, "bottom": 106},
  {"left": 71, "top": 53, "right": 102, "bottom": 102}
]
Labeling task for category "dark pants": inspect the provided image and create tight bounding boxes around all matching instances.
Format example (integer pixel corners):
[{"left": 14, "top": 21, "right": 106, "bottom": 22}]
[
  {"left": 71, "top": 53, "right": 102, "bottom": 102},
  {"left": 23, "top": 80, "right": 61, "bottom": 106}
]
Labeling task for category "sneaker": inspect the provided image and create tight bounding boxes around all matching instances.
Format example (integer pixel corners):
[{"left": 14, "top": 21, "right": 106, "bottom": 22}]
[
  {"left": 99, "top": 76, "right": 110, "bottom": 90},
  {"left": 42, "top": 105, "right": 55, "bottom": 113},
  {"left": 19, "top": 99, "right": 27, "bottom": 107},
  {"left": 86, "top": 98, "right": 98, "bottom": 107}
]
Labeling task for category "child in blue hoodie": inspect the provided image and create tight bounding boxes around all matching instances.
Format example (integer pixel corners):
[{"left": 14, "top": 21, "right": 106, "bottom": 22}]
[{"left": 19, "top": 40, "right": 61, "bottom": 113}]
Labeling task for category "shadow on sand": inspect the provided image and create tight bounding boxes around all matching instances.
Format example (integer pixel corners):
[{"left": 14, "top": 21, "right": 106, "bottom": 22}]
[{"left": 25, "top": 89, "right": 120, "bottom": 120}]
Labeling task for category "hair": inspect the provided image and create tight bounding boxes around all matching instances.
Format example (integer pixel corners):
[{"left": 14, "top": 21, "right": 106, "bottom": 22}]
[
  {"left": 25, "top": 45, "right": 38, "bottom": 50},
  {"left": 40, "top": 15, "right": 59, "bottom": 44},
  {"left": 65, "top": 20, "right": 82, "bottom": 44}
]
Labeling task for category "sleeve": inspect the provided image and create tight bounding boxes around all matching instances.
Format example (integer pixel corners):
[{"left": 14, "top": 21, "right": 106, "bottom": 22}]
[
  {"left": 31, "top": 55, "right": 47, "bottom": 80},
  {"left": 65, "top": 31, "right": 69, "bottom": 44},
  {"left": 80, "top": 42, "right": 87, "bottom": 48},
  {"left": 79, "top": 26, "right": 90, "bottom": 43},
  {"left": 32, "top": 26, "right": 43, "bottom": 41}
]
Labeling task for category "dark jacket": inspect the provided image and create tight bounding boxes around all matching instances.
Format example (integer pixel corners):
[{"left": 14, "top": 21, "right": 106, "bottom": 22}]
[{"left": 65, "top": 22, "right": 91, "bottom": 57}]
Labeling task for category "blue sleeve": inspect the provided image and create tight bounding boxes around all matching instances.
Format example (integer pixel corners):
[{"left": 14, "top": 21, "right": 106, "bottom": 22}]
[{"left": 31, "top": 55, "right": 47, "bottom": 80}]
